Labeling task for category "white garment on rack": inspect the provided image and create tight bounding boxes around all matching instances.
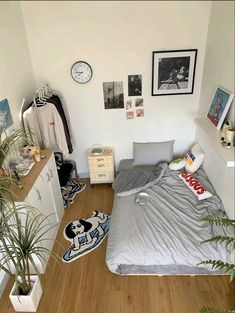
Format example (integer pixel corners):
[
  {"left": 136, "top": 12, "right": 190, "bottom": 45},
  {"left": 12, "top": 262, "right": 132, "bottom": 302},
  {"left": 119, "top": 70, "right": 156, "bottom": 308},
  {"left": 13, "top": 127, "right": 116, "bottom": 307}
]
[{"left": 23, "top": 102, "right": 69, "bottom": 156}]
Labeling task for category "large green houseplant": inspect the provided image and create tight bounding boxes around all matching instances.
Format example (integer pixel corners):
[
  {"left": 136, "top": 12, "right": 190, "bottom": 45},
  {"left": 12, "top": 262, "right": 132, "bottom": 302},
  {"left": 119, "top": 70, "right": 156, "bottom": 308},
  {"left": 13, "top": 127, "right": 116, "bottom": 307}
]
[
  {"left": 0, "top": 129, "right": 57, "bottom": 311},
  {"left": 198, "top": 216, "right": 235, "bottom": 313}
]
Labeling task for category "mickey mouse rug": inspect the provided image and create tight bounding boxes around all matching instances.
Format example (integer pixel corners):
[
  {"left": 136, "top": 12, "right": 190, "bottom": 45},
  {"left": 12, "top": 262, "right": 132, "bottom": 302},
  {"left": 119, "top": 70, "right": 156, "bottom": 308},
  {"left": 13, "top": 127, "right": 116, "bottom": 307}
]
[{"left": 62, "top": 211, "right": 110, "bottom": 263}]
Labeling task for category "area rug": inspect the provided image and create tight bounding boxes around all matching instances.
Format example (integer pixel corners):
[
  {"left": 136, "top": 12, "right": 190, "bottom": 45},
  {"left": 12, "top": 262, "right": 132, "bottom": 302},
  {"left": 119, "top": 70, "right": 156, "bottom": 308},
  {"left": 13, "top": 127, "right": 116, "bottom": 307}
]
[
  {"left": 62, "top": 210, "right": 110, "bottom": 263},
  {"left": 62, "top": 180, "right": 86, "bottom": 207}
]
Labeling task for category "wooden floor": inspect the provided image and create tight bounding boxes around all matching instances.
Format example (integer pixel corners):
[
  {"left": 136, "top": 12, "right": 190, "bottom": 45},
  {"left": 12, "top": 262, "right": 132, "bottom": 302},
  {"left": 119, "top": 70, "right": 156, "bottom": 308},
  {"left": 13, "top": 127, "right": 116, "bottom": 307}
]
[{"left": 1, "top": 179, "right": 234, "bottom": 313}]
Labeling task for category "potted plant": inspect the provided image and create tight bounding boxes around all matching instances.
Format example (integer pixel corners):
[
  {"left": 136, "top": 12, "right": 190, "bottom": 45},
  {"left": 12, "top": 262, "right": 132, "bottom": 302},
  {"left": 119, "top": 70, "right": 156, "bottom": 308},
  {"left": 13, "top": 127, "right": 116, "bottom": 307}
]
[
  {"left": 0, "top": 129, "right": 56, "bottom": 311},
  {"left": 198, "top": 215, "right": 235, "bottom": 313},
  {"left": 0, "top": 198, "right": 55, "bottom": 312}
]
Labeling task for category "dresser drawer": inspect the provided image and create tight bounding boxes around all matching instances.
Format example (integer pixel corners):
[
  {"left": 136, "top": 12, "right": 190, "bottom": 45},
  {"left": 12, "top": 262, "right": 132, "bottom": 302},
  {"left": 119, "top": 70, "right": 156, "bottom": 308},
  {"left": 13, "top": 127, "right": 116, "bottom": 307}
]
[
  {"left": 88, "top": 160, "right": 113, "bottom": 170},
  {"left": 90, "top": 171, "right": 114, "bottom": 183}
]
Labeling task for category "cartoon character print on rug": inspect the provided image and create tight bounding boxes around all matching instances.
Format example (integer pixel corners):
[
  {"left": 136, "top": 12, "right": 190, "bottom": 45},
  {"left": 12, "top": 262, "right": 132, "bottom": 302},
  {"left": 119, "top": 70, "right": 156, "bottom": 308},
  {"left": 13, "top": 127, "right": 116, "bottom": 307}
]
[{"left": 63, "top": 210, "right": 110, "bottom": 263}]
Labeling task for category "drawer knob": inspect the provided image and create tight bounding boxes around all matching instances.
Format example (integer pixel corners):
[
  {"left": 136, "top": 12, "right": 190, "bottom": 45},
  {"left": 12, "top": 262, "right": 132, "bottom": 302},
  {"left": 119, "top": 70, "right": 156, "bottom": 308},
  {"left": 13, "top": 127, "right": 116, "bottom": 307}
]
[
  {"left": 98, "top": 164, "right": 104, "bottom": 168},
  {"left": 97, "top": 158, "right": 104, "bottom": 162},
  {"left": 98, "top": 174, "right": 105, "bottom": 177}
]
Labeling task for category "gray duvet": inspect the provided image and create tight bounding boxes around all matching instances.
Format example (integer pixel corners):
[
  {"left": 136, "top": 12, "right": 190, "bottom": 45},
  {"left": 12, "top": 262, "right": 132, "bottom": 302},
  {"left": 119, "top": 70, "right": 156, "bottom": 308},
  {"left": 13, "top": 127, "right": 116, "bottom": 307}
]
[{"left": 106, "top": 161, "right": 232, "bottom": 275}]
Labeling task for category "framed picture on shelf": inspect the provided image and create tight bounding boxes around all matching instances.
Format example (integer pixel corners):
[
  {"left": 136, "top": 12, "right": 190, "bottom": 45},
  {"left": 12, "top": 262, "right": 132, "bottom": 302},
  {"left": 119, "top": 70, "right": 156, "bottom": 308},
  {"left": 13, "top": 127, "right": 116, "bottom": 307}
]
[
  {"left": 207, "top": 87, "right": 234, "bottom": 130},
  {"left": 152, "top": 49, "right": 197, "bottom": 96}
]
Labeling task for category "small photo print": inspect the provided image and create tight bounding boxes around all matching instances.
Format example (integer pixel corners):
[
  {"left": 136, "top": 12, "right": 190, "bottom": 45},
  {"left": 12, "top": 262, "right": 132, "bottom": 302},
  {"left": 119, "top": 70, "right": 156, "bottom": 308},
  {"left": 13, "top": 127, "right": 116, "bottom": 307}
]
[
  {"left": 126, "top": 111, "right": 134, "bottom": 120},
  {"left": 103, "top": 81, "right": 124, "bottom": 109},
  {"left": 135, "top": 98, "right": 143, "bottom": 107},
  {"left": 136, "top": 109, "right": 144, "bottom": 117},
  {"left": 126, "top": 100, "right": 132, "bottom": 110},
  {"left": 128, "top": 75, "right": 142, "bottom": 96}
]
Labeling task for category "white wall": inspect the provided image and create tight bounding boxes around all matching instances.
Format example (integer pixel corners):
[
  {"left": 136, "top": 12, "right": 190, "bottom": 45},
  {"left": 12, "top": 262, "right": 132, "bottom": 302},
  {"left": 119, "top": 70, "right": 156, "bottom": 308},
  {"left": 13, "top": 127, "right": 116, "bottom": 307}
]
[
  {"left": 0, "top": 1, "right": 36, "bottom": 128},
  {"left": 0, "top": 1, "right": 36, "bottom": 295},
  {"left": 196, "top": 1, "right": 234, "bottom": 219},
  {"left": 21, "top": 1, "right": 211, "bottom": 175},
  {"left": 198, "top": 1, "right": 234, "bottom": 124}
]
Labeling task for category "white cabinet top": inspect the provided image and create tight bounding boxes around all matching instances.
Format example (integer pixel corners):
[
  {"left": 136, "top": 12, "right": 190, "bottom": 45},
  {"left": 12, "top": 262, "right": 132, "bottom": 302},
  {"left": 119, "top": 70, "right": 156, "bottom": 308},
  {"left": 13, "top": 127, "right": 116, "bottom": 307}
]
[{"left": 194, "top": 118, "right": 234, "bottom": 167}]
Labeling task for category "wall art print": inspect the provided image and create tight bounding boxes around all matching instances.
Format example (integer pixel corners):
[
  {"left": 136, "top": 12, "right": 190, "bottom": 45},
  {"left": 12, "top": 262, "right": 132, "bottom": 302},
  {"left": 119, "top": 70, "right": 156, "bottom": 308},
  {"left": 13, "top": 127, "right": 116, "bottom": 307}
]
[
  {"left": 0, "top": 98, "right": 13, "bottom": 133},
  {"left": 207, "top": 87, "right": 234, "bottom": 130},
  {"left": 103, "top": 81, "right": 124, "bottom": 109},
  {"left": 152, "top": 49, "right": 197, "bottom": 96},
  {"left": 128, "top": 75, "right": 142, "bottom": 96}
]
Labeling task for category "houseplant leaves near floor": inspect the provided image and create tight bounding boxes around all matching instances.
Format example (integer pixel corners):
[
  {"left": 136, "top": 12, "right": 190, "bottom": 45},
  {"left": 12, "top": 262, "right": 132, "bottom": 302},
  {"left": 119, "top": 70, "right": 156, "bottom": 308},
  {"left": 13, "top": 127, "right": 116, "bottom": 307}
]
[
  {"left": 0, "top": 129, "right": 57, "bottom": 312},
  {"left": 198, "top": 216, "right": 235, "bottom": 313}
]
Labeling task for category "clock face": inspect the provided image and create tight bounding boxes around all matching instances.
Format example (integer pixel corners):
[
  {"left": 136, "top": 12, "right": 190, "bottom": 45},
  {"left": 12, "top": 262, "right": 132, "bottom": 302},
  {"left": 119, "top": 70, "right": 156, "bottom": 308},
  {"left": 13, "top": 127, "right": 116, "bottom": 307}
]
[{"left": 71, "top": 61, "right": 93, "bottom": 84}]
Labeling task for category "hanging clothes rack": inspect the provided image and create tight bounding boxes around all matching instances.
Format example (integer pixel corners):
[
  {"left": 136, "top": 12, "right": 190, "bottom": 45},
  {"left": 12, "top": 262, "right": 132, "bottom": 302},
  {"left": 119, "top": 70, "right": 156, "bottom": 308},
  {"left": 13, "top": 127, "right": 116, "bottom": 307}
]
[{"left": 22, "top": 83, "right": 73, "bottom": 155}]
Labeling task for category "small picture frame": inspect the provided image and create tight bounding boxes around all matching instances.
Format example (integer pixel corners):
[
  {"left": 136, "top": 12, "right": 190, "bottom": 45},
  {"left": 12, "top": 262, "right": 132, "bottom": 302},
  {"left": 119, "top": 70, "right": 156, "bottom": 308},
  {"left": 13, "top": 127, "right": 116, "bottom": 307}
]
[
  {"left": 207, "top": 88, "right": 234, "bottom": 130},
  {"left": 152, "top": 49, "right": 197, "bottom": 96}
]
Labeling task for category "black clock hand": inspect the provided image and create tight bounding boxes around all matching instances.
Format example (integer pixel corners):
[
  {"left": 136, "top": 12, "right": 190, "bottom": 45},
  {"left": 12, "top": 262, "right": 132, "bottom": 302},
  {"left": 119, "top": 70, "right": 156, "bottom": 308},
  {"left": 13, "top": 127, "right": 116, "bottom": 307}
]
[{"left": 75, "top": 71, "right": 83, "bottom": 76}]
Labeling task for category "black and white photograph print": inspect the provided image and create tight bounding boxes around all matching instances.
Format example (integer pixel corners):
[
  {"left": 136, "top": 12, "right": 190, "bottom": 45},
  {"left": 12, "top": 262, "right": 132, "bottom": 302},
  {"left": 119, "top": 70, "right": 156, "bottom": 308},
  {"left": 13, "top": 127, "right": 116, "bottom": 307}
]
[
  {"left": 126, "top": 100, "right": 132, "bottom": 110},
  {"left": 135, "top": 98, "right": 143, "bottom": 107},
  {"left": 103, "top": 81, "right": 124, "bottom": 109},
  {"left": 152, "top": 49, "right": 197, "bottom": 96},
  {"left": 128, "top": 75, "right": 142, "bottom": 96}
]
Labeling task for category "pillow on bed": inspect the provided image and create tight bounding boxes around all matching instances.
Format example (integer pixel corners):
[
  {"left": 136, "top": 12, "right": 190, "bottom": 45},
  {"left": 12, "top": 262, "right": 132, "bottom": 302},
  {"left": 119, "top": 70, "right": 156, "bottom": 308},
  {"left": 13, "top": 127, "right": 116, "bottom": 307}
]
[
  {"left": 178, "top": 171, "right": 212, "bottom": 200},
  {"left": 133, "top": 140, "right": 174, "bottom": 166},
  {"left": 184, "top": 143, "right": 204, "bottom": 173}
]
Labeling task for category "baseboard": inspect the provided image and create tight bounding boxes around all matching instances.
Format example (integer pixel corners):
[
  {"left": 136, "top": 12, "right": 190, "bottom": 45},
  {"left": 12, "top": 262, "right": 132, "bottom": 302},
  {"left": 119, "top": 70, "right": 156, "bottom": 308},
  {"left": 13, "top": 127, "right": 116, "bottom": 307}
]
[
  {"left": 79, "top": 172, "right": 89, "bottom": 178},
  {"left": 0, "top": 271, "right": 9, "bottom": 298}
]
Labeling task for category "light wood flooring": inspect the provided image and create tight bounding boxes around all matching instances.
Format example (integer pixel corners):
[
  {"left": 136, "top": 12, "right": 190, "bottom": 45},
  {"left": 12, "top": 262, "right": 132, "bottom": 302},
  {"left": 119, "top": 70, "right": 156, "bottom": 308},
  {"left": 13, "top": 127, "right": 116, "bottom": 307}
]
[{"left": 0, "top": 179, "right": 234, "bottom": 313}]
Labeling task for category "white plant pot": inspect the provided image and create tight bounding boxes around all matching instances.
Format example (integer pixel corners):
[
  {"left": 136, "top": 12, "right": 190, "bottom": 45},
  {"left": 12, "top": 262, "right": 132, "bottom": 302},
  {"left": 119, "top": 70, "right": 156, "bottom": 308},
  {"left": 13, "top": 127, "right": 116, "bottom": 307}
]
[{"left": 9, "top": 275, "right": 42, "bottom": 312}]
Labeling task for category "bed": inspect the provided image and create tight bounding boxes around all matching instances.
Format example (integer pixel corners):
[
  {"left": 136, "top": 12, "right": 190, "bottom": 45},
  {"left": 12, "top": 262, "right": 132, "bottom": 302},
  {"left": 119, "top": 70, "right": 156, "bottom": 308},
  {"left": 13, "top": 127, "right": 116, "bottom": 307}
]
[{"left": 106, "top": 159, "right": 232, "bottom": 275}]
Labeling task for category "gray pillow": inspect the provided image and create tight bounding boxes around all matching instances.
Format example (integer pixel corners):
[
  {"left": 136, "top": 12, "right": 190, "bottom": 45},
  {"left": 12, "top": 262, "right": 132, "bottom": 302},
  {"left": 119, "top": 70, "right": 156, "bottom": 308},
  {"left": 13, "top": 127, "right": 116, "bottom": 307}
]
[{"left": 133, "top": 140, "right": 175, "bottom": 166}]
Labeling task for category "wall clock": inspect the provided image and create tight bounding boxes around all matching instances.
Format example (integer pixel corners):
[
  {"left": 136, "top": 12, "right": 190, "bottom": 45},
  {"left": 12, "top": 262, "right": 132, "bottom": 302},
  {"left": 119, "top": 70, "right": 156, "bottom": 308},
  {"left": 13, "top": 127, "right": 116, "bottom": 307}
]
[{"left": 71, "top": 61, "right": 93, "bottom": 84}]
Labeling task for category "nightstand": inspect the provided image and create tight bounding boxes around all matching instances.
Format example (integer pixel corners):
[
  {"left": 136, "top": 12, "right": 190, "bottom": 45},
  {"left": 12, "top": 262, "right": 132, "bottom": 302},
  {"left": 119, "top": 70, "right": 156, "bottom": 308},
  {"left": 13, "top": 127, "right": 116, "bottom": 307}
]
[{"left": 87, "top": 147, "right": 114, "bottom": 186}]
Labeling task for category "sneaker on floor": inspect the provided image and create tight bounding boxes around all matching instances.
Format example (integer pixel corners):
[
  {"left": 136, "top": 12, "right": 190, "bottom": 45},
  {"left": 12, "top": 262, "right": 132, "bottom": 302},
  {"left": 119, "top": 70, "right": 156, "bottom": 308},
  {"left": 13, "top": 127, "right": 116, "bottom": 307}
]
[{"left": 68, "top": 182, "right": 86, "bottom": 194}]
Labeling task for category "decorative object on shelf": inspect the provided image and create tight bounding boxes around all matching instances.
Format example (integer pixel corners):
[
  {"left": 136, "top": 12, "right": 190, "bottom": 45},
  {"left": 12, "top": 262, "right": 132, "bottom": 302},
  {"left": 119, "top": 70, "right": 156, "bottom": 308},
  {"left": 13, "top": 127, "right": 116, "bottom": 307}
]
[
  {"left": 222, "top": 121, "right": 231, "bottom": 137},
  {"left": 128, "top": 74, "right": 142, "bottom": 96},
  {"left": 103, "top": 81, "right": 124, "bottom": 109},
  {"left": 225, "top": 128, "right": 235, "bottom": 146},
  {"left": 152, "top": 49, "right": 197, "bottom": 96},
  {"left": 0, "top": 98, "right": 13, "bottom": 135},
  {"left": 71, "top": 61, "right": 93, "bottom": 84},
  {"left": 220, "top": 136, "right": 226, "bottom": 147},
  {"left": 91, "top": 144, "right": 104, "bottom": 156},
  {"left": 207, "top": 87, "right": 234, "bottom": 130}
]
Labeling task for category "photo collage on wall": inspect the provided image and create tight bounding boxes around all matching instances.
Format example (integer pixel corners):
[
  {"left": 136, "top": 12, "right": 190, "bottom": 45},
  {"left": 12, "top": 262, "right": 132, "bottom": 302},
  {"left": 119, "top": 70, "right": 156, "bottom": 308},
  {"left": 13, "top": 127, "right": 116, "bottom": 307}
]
[
  {"left": 126, "top": 74, "right": 144, "bottom": 120},
  {"left": 102, "top": 74, "right": 144, "bottom": 120}
]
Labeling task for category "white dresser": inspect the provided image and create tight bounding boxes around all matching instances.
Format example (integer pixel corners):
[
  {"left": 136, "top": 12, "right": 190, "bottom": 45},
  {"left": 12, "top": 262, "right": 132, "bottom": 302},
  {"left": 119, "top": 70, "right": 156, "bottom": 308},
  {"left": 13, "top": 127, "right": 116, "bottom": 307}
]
[
  {"left": 0, "top": 150, "right": 64, "bottom": 297},
  {"left": 87, "top": 147, "right": 114, "bottom": 186}
]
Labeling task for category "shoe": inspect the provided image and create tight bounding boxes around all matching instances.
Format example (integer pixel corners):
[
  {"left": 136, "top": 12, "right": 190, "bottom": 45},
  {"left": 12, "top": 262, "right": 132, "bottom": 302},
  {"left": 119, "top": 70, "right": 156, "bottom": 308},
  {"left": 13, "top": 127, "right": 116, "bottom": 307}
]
[{"left": 68, "top": 181, "right": 86, "bottom": 194}]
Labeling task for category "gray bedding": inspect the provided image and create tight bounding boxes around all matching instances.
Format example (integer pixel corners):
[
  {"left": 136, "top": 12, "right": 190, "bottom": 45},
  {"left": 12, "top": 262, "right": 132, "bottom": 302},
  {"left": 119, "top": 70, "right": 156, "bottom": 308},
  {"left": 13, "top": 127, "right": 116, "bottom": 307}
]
[{"left": 106, "top": 160, "right": 232, "bottom": 275}]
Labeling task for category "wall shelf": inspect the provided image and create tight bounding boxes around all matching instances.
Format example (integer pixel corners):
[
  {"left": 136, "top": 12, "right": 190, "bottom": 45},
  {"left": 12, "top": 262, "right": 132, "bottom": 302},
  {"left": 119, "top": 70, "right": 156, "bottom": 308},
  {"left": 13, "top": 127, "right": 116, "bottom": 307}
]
[{"left": 194, "top": 118, "right": 235, "bottom": 168}]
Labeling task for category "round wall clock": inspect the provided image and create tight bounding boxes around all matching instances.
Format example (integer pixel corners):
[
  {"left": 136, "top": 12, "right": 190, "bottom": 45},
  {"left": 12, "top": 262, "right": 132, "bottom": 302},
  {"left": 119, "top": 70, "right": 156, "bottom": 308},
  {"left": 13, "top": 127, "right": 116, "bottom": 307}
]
[{"left": 71, "top": 61, "right": 93, "bottom": 84}]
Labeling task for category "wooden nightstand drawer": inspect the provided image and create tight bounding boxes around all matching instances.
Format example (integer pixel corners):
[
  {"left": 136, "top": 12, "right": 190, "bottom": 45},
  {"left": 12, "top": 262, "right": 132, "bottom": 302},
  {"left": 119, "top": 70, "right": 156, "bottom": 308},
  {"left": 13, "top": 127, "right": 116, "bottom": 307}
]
[
  {"left": 88, "top": 160, "right": 113, "bottom": 170},
  {"left": 90, "top": 171, "right": 114, "bottom": 183}
]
